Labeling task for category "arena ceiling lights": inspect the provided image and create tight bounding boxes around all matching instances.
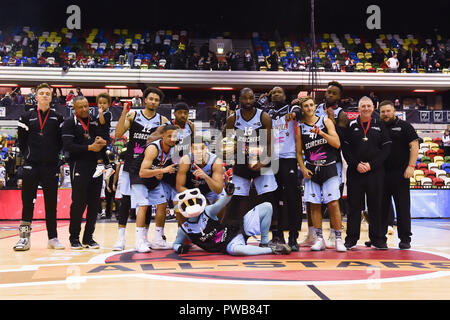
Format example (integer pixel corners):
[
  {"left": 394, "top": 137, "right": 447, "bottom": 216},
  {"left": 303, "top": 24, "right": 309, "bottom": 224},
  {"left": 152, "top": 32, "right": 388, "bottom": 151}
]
[
  {"left": 51, "top": 84, "right": 73, "bottom": 88},
  {"left": 210, "top": 87, "right": 234, "bottom": 90},
  {"left": 158, "top": 86, "right": 181, "bottom": 90},
  {"left": 413, "top": 89, "right": 436, "bottom": 92},
  {"left": 0, "top": 83, "right": 19, "bottom": 87},
  {"left": 105, "top": 85, "right": 128, "bottom": 89}
]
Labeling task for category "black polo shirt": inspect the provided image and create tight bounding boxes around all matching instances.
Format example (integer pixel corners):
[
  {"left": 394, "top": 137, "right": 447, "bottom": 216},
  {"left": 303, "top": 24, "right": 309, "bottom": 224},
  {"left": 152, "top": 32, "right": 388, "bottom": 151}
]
[
  {"left": 342, "top": 116, "right": 392, "bottom": 173},
  {"left": 384, "top": 117, "right": 419, "bottom": 171}
]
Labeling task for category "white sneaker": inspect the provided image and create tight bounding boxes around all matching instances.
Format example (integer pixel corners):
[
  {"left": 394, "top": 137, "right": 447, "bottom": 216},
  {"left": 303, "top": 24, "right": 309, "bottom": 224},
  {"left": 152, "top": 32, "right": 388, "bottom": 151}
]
[
  {"left": 144, "top": 238, "right": 152, "bottom": 248},
  {"left": 326, "top": 232, "right": 336, "bottom": 249},
  {"left": 47, "top": 238, "right": 65, "bottom": 250},
  {"left": 310, "top": 238, "right": 326, "bottom": 251},
  {"left": 388, "top": 226, "right": 394, "bottom": 235},
  {"left": 150, "top": 236, "right": 172, "bottom": 250},
  {"left": 13, "top": 237, "right": 30, "bottom": 251},
  {"left": 112, "top": 238, "right": 126, "bottom": 251},
  {"left": 335, "top": 238, "right": 347, "bottom": 252},
  {"left": 135, "top": 239, "right": 151, "bottom": 253},
  {"left": 93, "top": 164, "right": 105, "bottom": 178},
  {"left": 104, "top": 167, "right": 115, "bottom": 179},
  {"left": 299, "top": 233, "right": 317, "bottom": 247}
]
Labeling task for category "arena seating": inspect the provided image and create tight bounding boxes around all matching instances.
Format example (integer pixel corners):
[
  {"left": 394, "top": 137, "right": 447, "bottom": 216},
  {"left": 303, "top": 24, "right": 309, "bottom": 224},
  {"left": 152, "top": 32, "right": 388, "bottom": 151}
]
[
  {"left": 0, "top": 26, "right": 189, "bottom": 70},
  {"left": 0, "top": 27, "right": 448, "bottom": 72},
  {"left": 251, "top": 31, "right": 449, "bottom": 73}
]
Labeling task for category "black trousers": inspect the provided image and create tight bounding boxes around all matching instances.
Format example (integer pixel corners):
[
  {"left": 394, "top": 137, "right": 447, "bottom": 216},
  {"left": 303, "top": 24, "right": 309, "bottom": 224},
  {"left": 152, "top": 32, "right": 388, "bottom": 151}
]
[
  {"left": 345, "top": 169, "right": 385, "bottom": 245},
  {"left": 273, "top": 158, "right": 302, "bottom": 239},
  {"left": 382, "top": 170, "right": 412, "bottom": 242},
  {"left": 21, "top": 162, "right": 59, "bottom": 239},
  {"left": 69, "top": 160, "right": 103, "bottom": 242}
]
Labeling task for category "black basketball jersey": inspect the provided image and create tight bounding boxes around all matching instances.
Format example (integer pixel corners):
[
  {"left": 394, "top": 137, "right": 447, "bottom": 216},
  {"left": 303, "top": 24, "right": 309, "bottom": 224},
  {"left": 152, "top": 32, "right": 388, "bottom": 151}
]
[
  {"left": 130, "top": 138, "right": 175, "bottom": 189},
  {"left": 233, "top": 108, "right": 266, "bottom": 179},
  {"left": 172, "top": 120, "right": 194, "bottom": 163},
  {"left": 300, "top": 115, "right": 337, "bottom": 166},
  {"left": 186, "top": 151, "right": 217, "bottom": 194},
  {"left": 123, "top": 110, "right": 163, "bottom": 172},
  {"left": 180, "top": 212, "right": 240, "bottom": 253}
]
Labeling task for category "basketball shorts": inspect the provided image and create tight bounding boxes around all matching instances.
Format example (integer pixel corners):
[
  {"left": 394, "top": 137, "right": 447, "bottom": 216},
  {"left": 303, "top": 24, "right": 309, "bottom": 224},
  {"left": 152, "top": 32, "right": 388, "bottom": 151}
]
[
  {"left": 232, "top": 172, "right": 278, "bottom": 196},
  {"left": 131, "top": 183, "right": 167, "bottom": 208}
]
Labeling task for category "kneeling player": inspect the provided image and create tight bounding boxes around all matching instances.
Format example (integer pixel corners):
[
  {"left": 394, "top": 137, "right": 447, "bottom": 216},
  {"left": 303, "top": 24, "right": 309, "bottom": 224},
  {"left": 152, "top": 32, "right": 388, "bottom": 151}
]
[{"left": 172, "top": 186, "right": 292, "bottom": 256}]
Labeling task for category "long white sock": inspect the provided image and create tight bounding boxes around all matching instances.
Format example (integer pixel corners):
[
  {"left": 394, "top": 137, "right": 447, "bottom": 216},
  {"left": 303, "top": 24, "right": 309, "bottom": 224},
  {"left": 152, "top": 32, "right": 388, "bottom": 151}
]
[
  {"left": 308, "top": 226, "right": 315, "bottom": 236},
  {"left": 118, "top": 227, "right": 126, "bottom": 240},
  {"left": 144, "top": 227, "right": 150, "bottom": 241},
  {"left": 136, "top": 227, "right": 146, "bottom": 241},
  {"left": 153, "top": 227, "right": 164, "bottom": 241}
]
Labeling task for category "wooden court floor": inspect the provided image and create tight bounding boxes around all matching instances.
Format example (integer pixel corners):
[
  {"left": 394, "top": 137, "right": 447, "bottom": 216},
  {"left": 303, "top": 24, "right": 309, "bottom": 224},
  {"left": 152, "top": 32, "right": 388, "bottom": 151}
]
[{"left": 0, "top": 218, "right": 449, "bottom": 300}]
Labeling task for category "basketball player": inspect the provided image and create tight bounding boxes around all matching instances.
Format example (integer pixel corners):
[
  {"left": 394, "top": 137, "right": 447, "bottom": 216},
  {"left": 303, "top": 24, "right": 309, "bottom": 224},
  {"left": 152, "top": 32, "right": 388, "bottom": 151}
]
[
  {"left": 265, "top": 86, "right": 303, "bottom": 251},
  {"left": 112, "top": 87, "right": 169, "bottom": 251},
  {"left": 296, "top": 96, "right": 346, "bottom": 251},
  {"left": 176, "top": 135, "right": 224, "bottom": 204},
  {"left": 300, "top": 81, "right": 349, "bottom": 249},
  {"left": 137, "top": 124, "right": 178, "bottom": 252},
  {"left": 221, "top": 88, "right": 279, "bottom": 245},
  {"left": 14, "top": 83, "right": 65, "bottom": 251}
]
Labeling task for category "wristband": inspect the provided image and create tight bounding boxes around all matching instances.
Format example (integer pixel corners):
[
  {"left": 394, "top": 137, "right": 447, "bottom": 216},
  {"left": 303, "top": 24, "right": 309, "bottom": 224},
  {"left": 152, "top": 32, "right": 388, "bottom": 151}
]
[{"left": 408, "top": 164, "right": 415, "bottom": 168}]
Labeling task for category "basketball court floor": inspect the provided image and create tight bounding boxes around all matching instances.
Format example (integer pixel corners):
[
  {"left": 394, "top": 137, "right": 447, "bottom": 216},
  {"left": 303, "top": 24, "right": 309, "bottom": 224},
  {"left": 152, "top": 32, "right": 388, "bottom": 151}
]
[{"left": 0, "top": 218, "right": 449, "bottom": 300}]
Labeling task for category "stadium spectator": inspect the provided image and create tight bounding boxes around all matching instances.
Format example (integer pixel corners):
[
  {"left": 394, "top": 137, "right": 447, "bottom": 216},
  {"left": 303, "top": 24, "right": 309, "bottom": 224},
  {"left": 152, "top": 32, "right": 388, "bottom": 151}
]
[
  {"left": 387, "top": 53, "right": 399, "bottom": 72},
  {"left": 443, "top": 128, "right": 450, "bottom": 156},
  {"left": 243, "top": 49, "right": 254, "bottom": 71},
  {"left": 66, "top": 90, "right": 75, "bottom": 106},
  {"left": 1, "top": 93, "right": 13, "bottom": 107},
  {"left": 131, "top": 96, "right": 142, "bottom": 108}
]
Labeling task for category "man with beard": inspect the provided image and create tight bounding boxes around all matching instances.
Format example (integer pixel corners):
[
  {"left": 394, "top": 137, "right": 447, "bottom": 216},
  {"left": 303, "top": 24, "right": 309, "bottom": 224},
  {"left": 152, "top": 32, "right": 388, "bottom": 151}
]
[
  {"left": 300, "top": 81, "right": 349, "bottom": 249},
  {"left": 222, "top": 88, "right": 278, "bottom": 246},
  {"left": 264, "top": 86, "right": 302, "bottom": 251},
  {"left": 378, "top": 100, "right": 418, "bottom": 249}
]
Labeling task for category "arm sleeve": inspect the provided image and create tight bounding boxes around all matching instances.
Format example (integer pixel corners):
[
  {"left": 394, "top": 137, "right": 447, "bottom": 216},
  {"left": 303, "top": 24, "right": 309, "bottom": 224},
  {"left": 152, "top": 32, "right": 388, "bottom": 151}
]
[
  {"left": 204, "top": 194, "right": 232, "bottom": 218},
  {"left": 368, "top": 122, "right": 392, "bottom": 170},
  {"left": 61, "top": 120, "right": 89, "bottom": 154}
]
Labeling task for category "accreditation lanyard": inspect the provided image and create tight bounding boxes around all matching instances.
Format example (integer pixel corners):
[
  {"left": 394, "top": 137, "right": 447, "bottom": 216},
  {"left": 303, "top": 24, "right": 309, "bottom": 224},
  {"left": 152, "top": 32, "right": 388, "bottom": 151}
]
[
  {"left": 37, "top": 109, "right": 50, "bottom": 136},
  {"left": 360, "top": 117, "right": 371, "bottom": 142},
  {"left": 75, "top": 115, "right": 90, "bottom": 139}
]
